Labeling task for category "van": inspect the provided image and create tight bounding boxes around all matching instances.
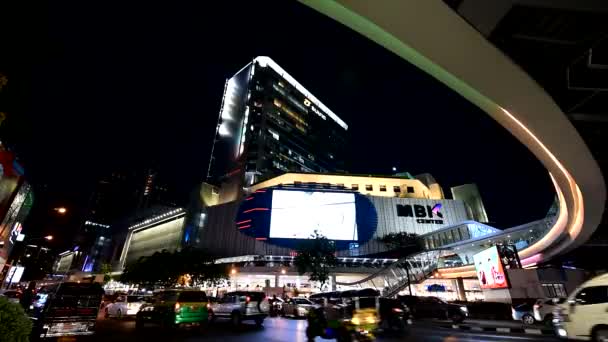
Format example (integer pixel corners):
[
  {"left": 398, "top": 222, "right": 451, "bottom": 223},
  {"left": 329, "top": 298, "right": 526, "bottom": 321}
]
[{"left": 554, "top": 273, "right": 608, "bottom": 341}]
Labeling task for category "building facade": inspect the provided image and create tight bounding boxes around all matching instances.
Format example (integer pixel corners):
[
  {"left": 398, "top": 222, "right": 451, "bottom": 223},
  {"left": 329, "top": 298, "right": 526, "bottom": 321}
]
[{"left": 207, "top": 57, "right": 349, "bottom": 204}]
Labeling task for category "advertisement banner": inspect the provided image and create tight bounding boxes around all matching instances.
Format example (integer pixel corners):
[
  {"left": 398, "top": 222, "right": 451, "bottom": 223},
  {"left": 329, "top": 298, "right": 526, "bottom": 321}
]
[{"left": 473, "top": 246, "right": 510, "bottom": 289}]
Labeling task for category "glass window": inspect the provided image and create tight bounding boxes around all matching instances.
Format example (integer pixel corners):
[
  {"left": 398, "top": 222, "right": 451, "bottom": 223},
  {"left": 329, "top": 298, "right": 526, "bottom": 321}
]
[
  {"left": 575, "top": 286, "right": 608, "bottom": 305},
  {"left": 379, "top": 185, "right": 387, "bottom": 192},
  {"left": 178, "top": 291, "right": 207, "bottom": 302},
  {"left": 460, "top": 226, "right": 470, "bottom": 240},
  {"left": 393, "top": 186, "right": 401, "bottom": 193},
  {"left": 351, "top": 184, "right": 359, "bottom": 191},
  {"left": 365, "top": 185, "right": 373, "bottom": 191},
  {"left": 407, "top": 186, "right": 415, "bottom": 194}
]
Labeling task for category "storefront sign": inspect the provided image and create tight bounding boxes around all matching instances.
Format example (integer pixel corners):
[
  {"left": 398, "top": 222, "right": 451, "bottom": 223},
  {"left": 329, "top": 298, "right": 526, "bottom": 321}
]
[{"left": 396, "top": 203, "right": 444, "bottom": 224}]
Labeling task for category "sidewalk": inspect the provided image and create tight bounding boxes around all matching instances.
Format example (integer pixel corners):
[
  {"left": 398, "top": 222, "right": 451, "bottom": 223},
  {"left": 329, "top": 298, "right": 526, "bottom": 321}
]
[{"left": 429, "top": 318, "right": 555, "bottom": 336}]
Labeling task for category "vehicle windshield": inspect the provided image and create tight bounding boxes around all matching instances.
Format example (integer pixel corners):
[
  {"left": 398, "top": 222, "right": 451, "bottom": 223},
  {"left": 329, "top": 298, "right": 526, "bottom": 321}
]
[
  {"left": 177, "top": 291, "right": 207, "bottom": 302},
  {"left": 294, "top": 298, "right": 311, "bottom": 305},
  {"left": 127, "top": 296, "right": 145, "bottom": 302}
]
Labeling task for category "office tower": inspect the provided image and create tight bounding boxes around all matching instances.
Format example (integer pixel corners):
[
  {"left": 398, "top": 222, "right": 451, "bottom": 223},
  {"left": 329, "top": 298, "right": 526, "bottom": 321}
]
[{"left": 207, "top": 57, "right": 349, "bottom": 202}]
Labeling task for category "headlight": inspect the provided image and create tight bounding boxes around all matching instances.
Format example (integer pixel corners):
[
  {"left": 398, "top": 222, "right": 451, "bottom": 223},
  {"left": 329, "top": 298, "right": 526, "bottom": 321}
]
[
  {"left": 460, "top": 306, "right": 468, "bottom": 313},
  {"left": 351, "top": 317, "right": 360, "bottom": 325},
  {"left": 557, "top": 328, "right": 567, "bottom": 337}
]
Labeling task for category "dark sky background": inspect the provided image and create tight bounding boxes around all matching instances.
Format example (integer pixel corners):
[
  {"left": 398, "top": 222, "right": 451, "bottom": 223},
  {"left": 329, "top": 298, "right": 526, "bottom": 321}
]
[{"left": 0, "top": 1, "right": 554, "bottom": 250}]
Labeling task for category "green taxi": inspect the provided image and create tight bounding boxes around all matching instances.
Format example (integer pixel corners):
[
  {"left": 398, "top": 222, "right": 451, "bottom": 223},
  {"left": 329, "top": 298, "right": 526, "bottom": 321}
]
[{"left": 136, "top": 290, "right": 209, "bottom": 330}]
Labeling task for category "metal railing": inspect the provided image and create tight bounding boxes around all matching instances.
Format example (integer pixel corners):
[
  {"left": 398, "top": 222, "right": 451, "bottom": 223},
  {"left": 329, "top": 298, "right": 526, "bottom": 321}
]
[{"left": 335, "top": 250, "right": 451, "bottom": 297}]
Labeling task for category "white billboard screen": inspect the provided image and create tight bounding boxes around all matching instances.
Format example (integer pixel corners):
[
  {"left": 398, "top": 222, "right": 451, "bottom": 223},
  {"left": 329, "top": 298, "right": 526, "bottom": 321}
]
[{"left": 269, "top": 190, "right": 357, "bottom": 240}]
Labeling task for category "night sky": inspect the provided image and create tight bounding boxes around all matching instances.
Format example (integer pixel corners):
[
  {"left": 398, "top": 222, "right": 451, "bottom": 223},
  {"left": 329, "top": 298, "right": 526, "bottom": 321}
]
[{"left": 0, "top": 1, "right": 554, "bottom": 250}]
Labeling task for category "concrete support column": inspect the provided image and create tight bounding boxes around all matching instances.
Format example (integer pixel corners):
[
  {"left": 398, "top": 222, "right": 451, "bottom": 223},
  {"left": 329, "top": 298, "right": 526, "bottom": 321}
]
[
  {"left": 331, "top": 275, "right": 337, "bottom": 291},
  {"left": 455, "top": 277, "right": 467, "bottom": 301},
  {"left": 275, "top": 274, "right": 279, "bottom": 288}
]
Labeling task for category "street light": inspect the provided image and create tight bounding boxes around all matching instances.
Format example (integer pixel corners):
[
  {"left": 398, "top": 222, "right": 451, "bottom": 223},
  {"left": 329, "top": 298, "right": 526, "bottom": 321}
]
[
  {"left": 54, "top": 207, "right": 67, "bottom": 214},
  {"left": 44, "top": 235, "right": 53, "bottom": 241},
  {"left": 231, "top": 268, "right": 237, "bottom": 275}
]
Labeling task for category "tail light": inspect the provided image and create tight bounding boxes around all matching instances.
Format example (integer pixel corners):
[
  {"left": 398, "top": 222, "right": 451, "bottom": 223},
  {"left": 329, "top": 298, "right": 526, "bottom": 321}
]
[
  {"left": 174, "top": 302, "right": 181, "bottom": 313},
  {"left": 206, "top": 303, "right": 211, "bottom": 309},
  {"left": 246, "top": 296, "right": 251, "bottom": 303},
  {"left": 392, "top": 308, "right": 403, "bottom": 313}
]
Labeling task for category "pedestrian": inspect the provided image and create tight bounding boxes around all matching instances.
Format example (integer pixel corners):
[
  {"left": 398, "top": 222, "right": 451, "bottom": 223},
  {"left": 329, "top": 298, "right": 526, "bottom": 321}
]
[{"left": 20, "top": 281, "right": 37, "bottom": 311}]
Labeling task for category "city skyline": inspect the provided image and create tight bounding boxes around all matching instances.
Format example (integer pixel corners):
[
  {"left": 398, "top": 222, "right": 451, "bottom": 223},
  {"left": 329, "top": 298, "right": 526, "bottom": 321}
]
[{"left": 0, "top": 1, "right": 554, "bottom": 250}]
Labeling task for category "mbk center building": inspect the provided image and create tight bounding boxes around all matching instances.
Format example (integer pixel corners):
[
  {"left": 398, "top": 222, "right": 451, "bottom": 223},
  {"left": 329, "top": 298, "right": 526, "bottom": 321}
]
[{"left": 115, "top": 57, "right": 571, "bottom": 302}]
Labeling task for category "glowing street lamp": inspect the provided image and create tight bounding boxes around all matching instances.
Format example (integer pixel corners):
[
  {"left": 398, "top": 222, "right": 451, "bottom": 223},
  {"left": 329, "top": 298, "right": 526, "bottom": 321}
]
[
  {"left": 231, "top": 268, "right": 237, "bottom": 275},
  {"left": 54, "top": 207, "right": 67, "bottom": 214},
  {"left": 44, "top": 235, "right": 53, "bottom": 241}
]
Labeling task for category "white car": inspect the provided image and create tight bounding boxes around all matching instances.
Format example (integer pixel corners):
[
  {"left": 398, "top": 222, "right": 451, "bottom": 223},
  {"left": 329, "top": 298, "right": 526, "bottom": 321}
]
[
  {"left": 554, "top": 273, "right": 608, "bottom": 341},
  {"left": 281, "top": 297, "right": 314, "bottom": 318},
  {"left": 104, "top": 295, "right": 148, "bottom": 318},
  {"left": 533, "top": 298, "right": 558, "bottom": 324}
]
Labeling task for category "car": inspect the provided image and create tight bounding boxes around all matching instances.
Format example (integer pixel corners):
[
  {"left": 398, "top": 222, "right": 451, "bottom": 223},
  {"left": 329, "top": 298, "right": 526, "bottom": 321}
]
[
  {"left": 399, "top": 295, "right": 467, "bottom": 323},
  {"left": 135, "top": 290, "right": 209, "bottom": 331},
  {"left": 0, "top": 290, "right": 22, "bottom": 304},
  {"left": 282, "top": 297, "right": 314, "bottom": 318},
  {"left": 104, "top": 295, "right": 148, "bottom": 318},
  {"left": 512, "top": 303, "right": 536, "bottom": 325},
  {"left": 31, "top": 282, "right": 104, "bottom": 339},
  {"left": 533, "top": 298, "right": 558, "bottom": 325},
  {"left": 553, "top": 273, "right": 608, "bottom": 341},
  {"left": 209, "top": 291, "right": 269, "bottom": 327}
]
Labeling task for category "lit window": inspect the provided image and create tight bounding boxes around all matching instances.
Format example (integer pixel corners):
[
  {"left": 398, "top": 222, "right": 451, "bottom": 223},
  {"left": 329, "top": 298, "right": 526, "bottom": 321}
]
[
  {"left": 407, "top": 186, "right": 415, "bottom": 194},
  {"left": 365, "top": 185, "right": 373, "bottom": 191},
  {"left": 379, "top": 185, "right": 387, "bottom": 192}
]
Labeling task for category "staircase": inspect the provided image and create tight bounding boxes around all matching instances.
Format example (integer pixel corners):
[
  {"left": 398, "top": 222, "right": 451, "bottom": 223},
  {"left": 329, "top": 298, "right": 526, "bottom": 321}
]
[{"left": 335, "top": 250, "right": 450, "bottom": 297}]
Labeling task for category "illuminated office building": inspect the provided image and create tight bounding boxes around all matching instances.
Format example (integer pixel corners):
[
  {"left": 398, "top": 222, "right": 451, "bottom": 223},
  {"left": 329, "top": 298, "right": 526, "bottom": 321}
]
[{"left": 207, "top": 57, "right": 348, "bottom": 203}]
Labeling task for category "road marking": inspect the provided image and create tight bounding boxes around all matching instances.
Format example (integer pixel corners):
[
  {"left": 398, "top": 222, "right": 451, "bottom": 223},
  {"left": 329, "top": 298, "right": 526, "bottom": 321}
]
[
  {"left": 497, "top": 327, "right": 511, "bottom": 333},
  {"left": 471, "top": 326, "right": 484, "bottom": 331}
]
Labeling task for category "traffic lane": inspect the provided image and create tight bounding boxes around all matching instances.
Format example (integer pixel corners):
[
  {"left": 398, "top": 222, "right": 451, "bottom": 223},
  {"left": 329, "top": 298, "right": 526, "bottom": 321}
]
[
  {"left": 88, "top": 316, "right": 566, "bottom": 342},
  {"left": 408, "top": 323, "right": 563, "bottom": 342}
]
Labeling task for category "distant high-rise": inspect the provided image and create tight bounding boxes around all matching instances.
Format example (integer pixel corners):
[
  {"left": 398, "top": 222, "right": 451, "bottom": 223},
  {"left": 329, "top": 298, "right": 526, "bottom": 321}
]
[
  {"left": 207, "top": 57, "right": 349, "bottom": 203},
  {"left": 451, "top": 183, "right": 489, "bottom": 223}
]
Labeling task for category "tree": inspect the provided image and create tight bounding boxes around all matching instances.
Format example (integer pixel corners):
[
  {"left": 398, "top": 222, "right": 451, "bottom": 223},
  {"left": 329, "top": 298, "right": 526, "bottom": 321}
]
[
  {"left": 379, "top": 232, "right": 422, "bottom": 257},
  {"left": 0, "top": 296, "right": 32, "bottom": 342},
  {"left": 100, "top": 263, "right": 113, "bottom": 283},
  {"left": 120, "top": 248, "right": 228, "bottom": 288},
  {"left": 294, "top": 231, "right": 337, "bottom": 288}
]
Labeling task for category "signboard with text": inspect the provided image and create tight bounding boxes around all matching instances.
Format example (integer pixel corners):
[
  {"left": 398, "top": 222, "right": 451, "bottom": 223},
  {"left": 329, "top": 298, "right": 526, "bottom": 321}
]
[{"left": 473, "top": 246, "right": 510, "bottom": 289}]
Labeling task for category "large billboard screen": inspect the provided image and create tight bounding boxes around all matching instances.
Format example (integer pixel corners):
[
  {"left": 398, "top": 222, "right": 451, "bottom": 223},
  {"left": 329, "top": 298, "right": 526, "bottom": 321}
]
[
  {"left": 269, "top": 190, "right": 357, "bottom": 240},
  {"left": 473, "top": 246, "right": 509, "bottom": 289}
]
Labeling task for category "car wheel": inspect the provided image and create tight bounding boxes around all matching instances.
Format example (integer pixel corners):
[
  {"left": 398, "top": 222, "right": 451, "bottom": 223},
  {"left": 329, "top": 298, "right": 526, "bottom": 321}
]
[
  {"left": 231, "top": 313, "right": 241, "bottom": 327},
  {"left": 594, "top": 328, "right": 608, "bottom": 342},
  {"left": 451, "top": 313, "right": 464, "bottom": 324},
  {"left": 543, "top": 314, "right": 554, "bottom": 327},
  {"left": 522, "top": 314, "right": 535, "bottom": 325}
]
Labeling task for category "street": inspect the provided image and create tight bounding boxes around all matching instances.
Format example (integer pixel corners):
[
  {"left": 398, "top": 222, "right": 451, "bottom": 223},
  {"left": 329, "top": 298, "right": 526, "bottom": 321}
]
[{"left": 62, "top": 316, "right": 565, "bottom": 342}]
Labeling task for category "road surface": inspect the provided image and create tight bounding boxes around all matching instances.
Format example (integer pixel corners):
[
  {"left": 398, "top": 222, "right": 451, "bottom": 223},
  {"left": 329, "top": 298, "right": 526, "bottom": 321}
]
[{"left": 53, "top": 316, "right": 565, "bottom": 342}]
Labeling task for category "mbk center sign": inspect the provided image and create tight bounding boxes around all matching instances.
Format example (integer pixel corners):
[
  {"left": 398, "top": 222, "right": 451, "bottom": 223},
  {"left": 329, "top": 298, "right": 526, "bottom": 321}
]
[{"left": 396, "top": 203, "right": 444, "bottom": 224}]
